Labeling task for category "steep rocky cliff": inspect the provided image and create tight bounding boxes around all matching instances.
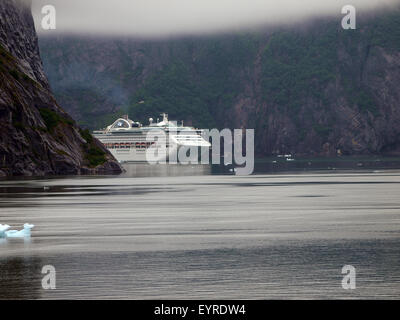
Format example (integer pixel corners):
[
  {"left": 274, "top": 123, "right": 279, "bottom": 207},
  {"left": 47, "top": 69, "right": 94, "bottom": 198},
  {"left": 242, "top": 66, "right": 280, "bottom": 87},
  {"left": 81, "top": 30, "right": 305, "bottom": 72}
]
[
  {"left": 40, "top": 7, "right": 400, "bottom": 156},
  {"left": 0, "top": 0, "right": 122, "bottom": 176}
]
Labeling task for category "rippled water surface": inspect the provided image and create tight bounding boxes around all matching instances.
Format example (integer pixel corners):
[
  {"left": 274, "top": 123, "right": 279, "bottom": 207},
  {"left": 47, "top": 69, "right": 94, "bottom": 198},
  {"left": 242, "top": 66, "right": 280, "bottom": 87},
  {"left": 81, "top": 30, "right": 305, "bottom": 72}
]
[{"left": 1, "top": 164, "right": 400, "bottom": 299}]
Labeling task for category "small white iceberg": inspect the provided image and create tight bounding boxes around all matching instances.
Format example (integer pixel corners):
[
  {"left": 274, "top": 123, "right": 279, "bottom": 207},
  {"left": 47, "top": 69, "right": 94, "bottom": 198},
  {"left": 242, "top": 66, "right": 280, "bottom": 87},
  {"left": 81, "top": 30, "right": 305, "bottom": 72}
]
[
  {"left": 0, "top": 224, "right": 11, "bottom": 238},
  {"left": 0, "top": 223, "right": 34, "bottom": 238}
]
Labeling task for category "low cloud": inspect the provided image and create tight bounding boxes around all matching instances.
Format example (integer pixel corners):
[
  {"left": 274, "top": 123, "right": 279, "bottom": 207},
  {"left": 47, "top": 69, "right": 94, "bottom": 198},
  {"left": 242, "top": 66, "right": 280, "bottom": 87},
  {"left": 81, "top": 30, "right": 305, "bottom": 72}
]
[{"left": 32, "top": 0, "right": 399, "bottom": 37}]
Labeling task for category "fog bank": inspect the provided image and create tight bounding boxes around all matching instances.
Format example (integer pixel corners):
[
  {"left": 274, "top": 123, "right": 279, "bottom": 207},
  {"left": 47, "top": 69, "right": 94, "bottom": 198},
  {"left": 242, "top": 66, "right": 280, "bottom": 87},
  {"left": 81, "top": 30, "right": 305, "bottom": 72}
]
[{"left": 32, "top": 0, "right": 399, "bottom": 37}]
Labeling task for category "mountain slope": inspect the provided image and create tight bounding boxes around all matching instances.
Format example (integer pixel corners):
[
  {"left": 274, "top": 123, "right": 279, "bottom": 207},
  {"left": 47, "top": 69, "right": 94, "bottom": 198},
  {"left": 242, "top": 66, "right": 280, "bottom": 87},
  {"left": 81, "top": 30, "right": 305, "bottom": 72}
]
[
  {"left": 0, "top": 0, "right": 122, "bottom": 176},
  {"left": 39, "top": 7, "right": 400, "bottom": 156}
]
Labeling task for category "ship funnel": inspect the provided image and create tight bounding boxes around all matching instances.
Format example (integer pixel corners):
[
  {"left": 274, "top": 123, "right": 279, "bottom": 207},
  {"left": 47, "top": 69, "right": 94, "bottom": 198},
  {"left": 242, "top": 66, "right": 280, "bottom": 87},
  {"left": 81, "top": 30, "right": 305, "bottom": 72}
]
[{"left": 161, "top": 113, "right": 168, "bottom": 122}]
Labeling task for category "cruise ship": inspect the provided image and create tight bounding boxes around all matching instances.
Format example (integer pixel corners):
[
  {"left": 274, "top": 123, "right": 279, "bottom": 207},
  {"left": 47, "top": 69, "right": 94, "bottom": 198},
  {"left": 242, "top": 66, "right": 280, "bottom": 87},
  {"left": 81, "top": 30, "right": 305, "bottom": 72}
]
[{"left": 93, "top": 114, "right": 211, "bottom": 162}]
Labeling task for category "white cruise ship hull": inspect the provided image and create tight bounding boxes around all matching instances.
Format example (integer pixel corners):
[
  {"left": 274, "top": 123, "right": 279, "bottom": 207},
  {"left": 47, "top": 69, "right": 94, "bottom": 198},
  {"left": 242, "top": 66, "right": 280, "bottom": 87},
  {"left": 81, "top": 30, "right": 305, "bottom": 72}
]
[
  {"left": 93, "top": 131, "right": 211, "bottom": 163},
  {"left": 93, "top": 114, "right": 211, "bottom": 163},
  {"left": 104, "top": 142, "right": 177, "bottom": 163}
]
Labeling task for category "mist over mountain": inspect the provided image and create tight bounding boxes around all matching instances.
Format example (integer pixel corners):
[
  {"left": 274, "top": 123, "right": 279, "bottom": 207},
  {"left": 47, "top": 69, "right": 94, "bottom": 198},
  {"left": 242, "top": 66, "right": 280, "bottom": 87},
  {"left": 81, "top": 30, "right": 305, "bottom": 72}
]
[
  {"left": 39, "top": 6, "right": 400, "bottom": 156},
  {"left": 32, "top": 0, "right": 398, "bottom": 37}
]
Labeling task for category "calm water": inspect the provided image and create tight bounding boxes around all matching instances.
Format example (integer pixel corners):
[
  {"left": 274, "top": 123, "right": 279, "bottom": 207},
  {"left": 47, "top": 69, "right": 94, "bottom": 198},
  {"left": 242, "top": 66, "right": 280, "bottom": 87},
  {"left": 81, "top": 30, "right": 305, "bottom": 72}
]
[{"left": 1, "top": 162, "right": 400, "bottom": 299}]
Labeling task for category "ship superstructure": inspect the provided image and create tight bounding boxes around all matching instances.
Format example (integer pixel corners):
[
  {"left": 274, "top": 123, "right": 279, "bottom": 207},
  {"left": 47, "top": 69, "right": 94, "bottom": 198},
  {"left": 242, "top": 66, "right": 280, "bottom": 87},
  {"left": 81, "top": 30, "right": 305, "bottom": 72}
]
[{"left": 93, "top": 114, "right": 211, "bottom": 162}]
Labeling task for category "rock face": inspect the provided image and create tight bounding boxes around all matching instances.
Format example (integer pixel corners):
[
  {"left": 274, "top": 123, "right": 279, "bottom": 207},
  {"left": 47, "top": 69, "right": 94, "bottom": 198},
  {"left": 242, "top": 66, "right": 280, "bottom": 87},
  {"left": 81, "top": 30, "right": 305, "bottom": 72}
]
[
  {"left": 40, "top": 7, "right": 400, "bottom": 157},
  {"left": 0, "top": 0, "right": 122, "bottom": 176}
]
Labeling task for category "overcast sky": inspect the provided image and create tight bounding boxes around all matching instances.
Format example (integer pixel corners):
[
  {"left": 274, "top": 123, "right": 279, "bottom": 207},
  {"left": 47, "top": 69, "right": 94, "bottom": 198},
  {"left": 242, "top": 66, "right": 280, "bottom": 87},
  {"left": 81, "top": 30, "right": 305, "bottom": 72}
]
[{"left": 32, "top": 0, "right": 399, "bottom": 37}]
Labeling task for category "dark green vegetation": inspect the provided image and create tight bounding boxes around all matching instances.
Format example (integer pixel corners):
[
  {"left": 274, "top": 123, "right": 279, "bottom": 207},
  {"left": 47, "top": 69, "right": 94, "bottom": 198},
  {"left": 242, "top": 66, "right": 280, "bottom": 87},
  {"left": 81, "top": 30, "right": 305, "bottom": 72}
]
[
  {"left": 0, "top": 44, "right": 35, "bottom": 85},
  {"left": 40, "top": 34, "right": 259, "bottom": 129},
  {"left": 79, "top": 129, "right": 107, "bottom": 167},
  {"left": 39, "top": 107, "right": 74, "bottom": 132},
  {"left": 129, "top": 36, "right": 258, "bottom": 128},
  {"left": 39, "top": 6, "right": 400, "bottom": 156},
  {"left": 85, "top": 146, "right": 107, "bottom": 167},
  {"left": 259, "top": 10, "right": 400, "bottom": 119}
]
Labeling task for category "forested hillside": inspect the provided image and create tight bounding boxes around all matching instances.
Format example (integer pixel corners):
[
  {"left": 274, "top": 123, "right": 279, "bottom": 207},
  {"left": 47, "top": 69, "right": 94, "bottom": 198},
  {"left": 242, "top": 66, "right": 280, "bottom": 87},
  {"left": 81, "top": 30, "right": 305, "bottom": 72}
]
[{"left": 39, "top": 7, "right": 400, "bottom": 156}]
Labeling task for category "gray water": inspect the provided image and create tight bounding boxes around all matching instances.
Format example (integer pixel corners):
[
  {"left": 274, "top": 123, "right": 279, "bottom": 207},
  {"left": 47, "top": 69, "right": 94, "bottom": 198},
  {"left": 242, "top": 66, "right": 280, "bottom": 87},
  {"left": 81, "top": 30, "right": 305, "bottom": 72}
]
[{"left": 0, "top": 163, "right": 400, "bottom": 299}]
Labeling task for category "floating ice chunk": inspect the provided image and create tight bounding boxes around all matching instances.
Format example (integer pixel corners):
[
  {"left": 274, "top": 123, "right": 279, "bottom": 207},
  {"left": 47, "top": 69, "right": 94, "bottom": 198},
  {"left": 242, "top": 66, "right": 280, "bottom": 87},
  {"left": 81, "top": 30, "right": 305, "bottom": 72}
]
[
  {"left": 4, "top": 224, "right": 34, "bottom": 238},
  {"left": 0, "top": 224, "right": 11, "bottom": 238}
]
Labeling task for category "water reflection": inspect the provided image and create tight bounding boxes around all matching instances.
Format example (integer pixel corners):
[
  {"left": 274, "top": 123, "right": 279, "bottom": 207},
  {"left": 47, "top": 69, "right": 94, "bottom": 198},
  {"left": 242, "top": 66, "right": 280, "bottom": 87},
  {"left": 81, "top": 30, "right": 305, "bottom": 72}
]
[
  {"left": 1, "top": 239, "right": 399, "bottom": 299},
  {"left": 0, "top": 256, "right": 43, "bottom": 299},
  {"left": 121, "top": 163, "right": 211, "bottom": 177},
  {"left": 0, "top": 164, "right": 400, "bottom": 299}
]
